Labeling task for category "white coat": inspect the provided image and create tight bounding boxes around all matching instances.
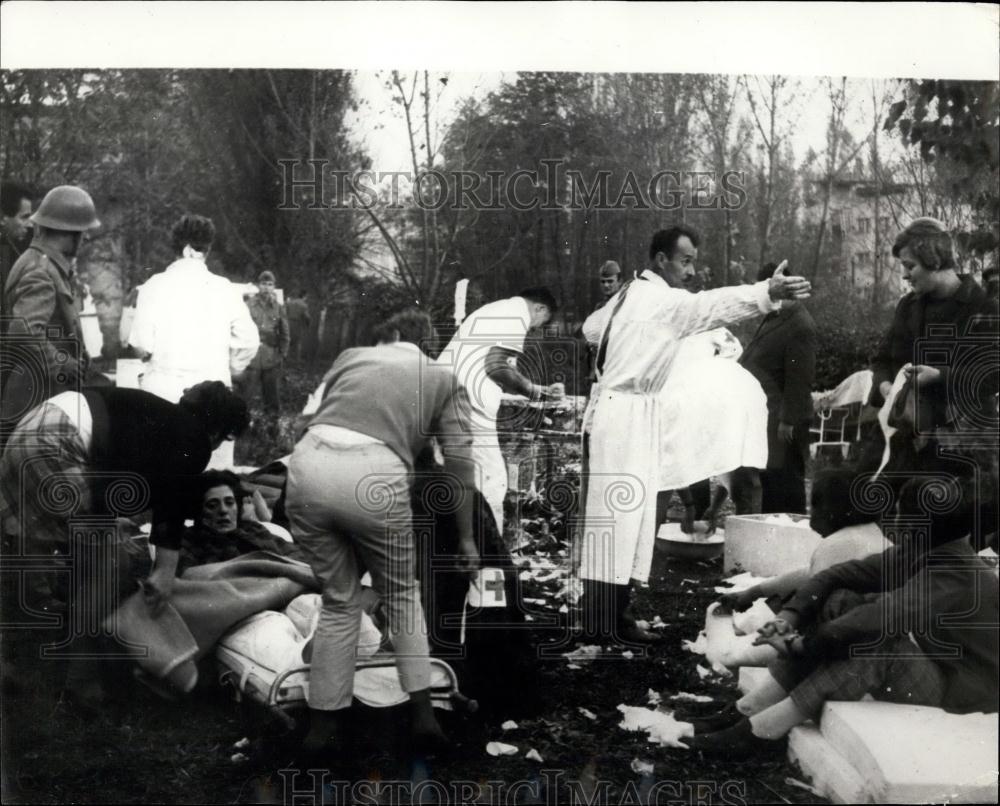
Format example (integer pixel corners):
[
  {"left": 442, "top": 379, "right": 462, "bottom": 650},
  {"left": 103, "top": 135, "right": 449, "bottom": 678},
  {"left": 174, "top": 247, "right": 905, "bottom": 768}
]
[{"left": 579, "top": 270, "right": 777, "bottom": 585}]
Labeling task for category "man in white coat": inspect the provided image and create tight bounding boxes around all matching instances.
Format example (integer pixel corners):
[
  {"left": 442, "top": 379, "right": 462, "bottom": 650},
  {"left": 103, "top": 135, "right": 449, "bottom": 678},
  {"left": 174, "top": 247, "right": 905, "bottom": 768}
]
[
  {"left": 579, "top": 226, "right": 811, "bottom": 642},
  {"left": 436, "top": 287, "right": 563, "bottom": 536}
]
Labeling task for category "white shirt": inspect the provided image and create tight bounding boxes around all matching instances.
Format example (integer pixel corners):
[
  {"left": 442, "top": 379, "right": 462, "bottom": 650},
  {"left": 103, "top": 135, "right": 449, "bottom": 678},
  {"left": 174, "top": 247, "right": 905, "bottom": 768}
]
[
  {"left": 127, "top": 257, "right": 260, "bottom": 389},
  {"left": 48, "top": 391, "right": 93, "bottom": 451},
  {"left": 436, "top": 296, "right": 532, "bottom": 431},
  {"left": 595, "top": 270, "right": 776, "bottom": 395}
]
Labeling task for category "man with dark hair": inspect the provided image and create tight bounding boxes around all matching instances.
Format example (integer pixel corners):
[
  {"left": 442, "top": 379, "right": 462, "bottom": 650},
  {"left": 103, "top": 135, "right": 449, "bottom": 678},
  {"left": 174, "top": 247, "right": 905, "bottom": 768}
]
[
  {"left": 2, "top": 186, "right": 100, "bottom": 439},
  {"left": 579, "top": 225, "right": 811, "bottom": 643},
  {"left": 243, "top": 270, "right": 290, "bottom": 415},
  {"left": 734, "top": 261, "right": 817, "bottom": 513},
  {"left": 436, "top": 288, "right": 563, "bottom": 536},
  {"left": 0, "top": 380, "right": 249, "bottom": 709},
  {"left": 1, "top": 180, "right": 33, "bottom": 308}
]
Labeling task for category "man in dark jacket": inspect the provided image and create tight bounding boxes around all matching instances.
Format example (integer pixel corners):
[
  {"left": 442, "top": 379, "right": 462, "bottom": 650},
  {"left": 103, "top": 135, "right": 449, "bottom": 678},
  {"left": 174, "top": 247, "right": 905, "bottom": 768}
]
[
  {"left": 0, "top": 180, "right": 33, "bottom": 310},
  {"left": 736, "top": 262, "right": 817, "bottom": 513}
]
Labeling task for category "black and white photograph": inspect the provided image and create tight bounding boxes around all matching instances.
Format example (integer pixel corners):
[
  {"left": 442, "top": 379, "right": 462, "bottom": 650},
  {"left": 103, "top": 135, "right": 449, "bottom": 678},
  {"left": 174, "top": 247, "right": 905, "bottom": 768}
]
[{"left": 1, "top": 3, "right": 998, "bottom": 803}]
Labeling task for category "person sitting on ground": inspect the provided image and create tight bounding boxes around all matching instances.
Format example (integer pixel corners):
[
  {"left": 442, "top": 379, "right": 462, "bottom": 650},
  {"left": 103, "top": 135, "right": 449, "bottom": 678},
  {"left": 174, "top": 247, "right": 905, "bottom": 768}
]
[
  {"left": 680, "top": 473, "right": 999, "bottom": 758},
  {"left": 719, "top": 468, "right": 891, "bottom": 613},
  {"left": 699, "top": 468, "right": 892, "bottom": 669},
  {"left": 176, "top": 470, "right": 303, "bottom": 573}
]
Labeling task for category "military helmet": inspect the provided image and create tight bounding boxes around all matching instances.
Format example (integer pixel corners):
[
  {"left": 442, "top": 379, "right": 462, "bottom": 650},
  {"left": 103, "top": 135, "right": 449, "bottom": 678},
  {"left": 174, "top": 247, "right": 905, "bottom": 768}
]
[{"left": 29, "top": 185, "right": 101, "bottom": 232}]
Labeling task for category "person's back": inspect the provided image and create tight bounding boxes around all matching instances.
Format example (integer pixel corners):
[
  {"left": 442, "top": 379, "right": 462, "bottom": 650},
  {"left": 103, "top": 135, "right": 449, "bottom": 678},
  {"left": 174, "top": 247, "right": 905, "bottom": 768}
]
[
  {"left": 309, "top": 342, "right": 468, "bottom": 469},
  {"left": 136, "top": 261, "right": 246, "bottom": 378}
]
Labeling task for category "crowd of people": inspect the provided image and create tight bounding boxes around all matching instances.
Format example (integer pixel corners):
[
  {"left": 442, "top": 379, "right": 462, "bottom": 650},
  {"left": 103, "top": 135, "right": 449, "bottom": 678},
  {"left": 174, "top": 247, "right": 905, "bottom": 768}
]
[{"left": 1, "top": 179, "right": 997, "bottom": 766}]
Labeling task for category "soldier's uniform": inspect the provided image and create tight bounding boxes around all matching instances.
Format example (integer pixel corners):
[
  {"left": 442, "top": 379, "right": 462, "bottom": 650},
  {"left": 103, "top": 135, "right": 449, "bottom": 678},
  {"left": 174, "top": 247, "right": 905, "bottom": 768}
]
[
  {"left": 244, "top": 292, "right": 290, "bottom": 412},
  {"left": 1, "top": 242, "right": 88, "bottom": 435}
]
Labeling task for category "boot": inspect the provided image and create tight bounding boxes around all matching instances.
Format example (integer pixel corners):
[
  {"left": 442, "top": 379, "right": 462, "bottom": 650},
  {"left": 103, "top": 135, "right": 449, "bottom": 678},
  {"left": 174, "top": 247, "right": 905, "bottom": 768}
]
[
  {"left": 616, "top": 583, "right": 661, "bottom": 644},
  {"left": 409, "top": 688, "right": 449, "bottom": 756}
]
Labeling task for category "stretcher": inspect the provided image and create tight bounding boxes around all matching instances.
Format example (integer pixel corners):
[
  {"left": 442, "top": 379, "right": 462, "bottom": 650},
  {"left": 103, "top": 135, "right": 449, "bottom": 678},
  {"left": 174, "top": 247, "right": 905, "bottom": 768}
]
[{"left": 215, "top": 596, "right": 477, "bottom": 729}]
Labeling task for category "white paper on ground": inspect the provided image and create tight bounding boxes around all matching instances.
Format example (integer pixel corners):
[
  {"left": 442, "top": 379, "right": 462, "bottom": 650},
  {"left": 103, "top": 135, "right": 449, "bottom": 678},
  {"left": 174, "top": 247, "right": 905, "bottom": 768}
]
[
  {"left": 486, "top": 742, "right": 519, "bottom": 757},
  {"left": 671, "top": 692, "right": 714, "bottom": 703},
  {"left": 617, "top": 705, "right": 694, "bottom": 749}
]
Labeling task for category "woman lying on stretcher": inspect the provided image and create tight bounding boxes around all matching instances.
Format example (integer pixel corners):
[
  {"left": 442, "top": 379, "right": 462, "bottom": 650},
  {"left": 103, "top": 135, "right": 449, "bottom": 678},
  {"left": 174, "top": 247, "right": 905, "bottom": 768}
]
[{"left": 177, "top": 470, "right": 306, "bottom": 573}]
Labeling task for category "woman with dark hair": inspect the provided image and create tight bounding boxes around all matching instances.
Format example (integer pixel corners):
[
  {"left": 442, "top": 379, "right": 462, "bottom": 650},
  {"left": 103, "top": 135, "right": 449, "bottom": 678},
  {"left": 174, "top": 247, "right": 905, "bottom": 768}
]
[
  {"left": 176, "top": 469, "right": 300, "bottom": 572},
  {"left": 0, "top": 380, "right": 250, "bottom": 709},
  {"left": 127, "top": 214, "right": 259, "bottom": 468}
]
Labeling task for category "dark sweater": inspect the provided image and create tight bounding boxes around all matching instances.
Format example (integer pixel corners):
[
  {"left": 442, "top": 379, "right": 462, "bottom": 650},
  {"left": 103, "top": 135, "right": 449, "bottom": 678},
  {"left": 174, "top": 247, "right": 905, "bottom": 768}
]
[
  {"left": 82, "top": 387, "right": 212, "bottom": 550},
  {"left": 782, "top": 537, "right": 999, "bottom": 714},
  {"left": 307, "top": 343, "right": 475, "bottom": 486},
  {"left": 869, "top": 275, "right": 999, "bottom": 421}
]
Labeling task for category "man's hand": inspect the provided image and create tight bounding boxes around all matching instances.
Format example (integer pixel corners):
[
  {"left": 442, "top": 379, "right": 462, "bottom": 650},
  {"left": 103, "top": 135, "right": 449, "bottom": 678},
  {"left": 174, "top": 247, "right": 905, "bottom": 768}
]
[
  {"left": 767, "top": 260, "right": 812, "bottom": 301},
  {"left": 778, "top": 422, "right": 795, "bottom": 443},
  {"left": 717, "top": 587, "right": 759, "bottom": 614},
  {"left": 753, "top": 627, "right": 805, "bottom": 657},
  {"left": 904, "top": 364, "right": 942, "bottom": 388},
  {"left": 879, "top": 380, "right": 893, "bottom": 400},
  {"left": 456, "top": 535, "right": 480, "bottom": 581}
]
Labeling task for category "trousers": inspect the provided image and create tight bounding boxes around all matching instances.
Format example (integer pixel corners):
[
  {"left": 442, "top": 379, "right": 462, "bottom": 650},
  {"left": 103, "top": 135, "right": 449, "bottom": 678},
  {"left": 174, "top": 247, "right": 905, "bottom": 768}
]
[{"left": 285, "top": 430, "right": 430, "bottom": 711}]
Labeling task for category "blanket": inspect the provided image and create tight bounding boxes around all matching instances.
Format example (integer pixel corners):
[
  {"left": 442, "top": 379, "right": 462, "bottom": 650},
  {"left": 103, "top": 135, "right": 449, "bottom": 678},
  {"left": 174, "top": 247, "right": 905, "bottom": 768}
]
[{"left": 105, "top": 552, "right": 319, "bottom": 691}]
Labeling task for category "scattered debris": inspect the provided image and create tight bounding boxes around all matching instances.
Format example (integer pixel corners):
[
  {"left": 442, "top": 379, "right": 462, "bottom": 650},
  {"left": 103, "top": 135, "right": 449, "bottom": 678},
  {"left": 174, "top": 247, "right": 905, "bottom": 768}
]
[
  {"left": 230, "top": 753, "right": 248, "bottom": 764},
  {"left": 563, "top": 644, "right": 602, "bottom": 665},
  {"left": 696, "top": 664, "right": 712, "bottom": 680},
  {"left": 501, "top": 720, "right": 519, "bottom": 731},
  {"left": 682, "top": 633, "right": 708, "bottom": 655},
  {"left": 232, "top": 737, "right": 250, "bottom": 749},
  {"left": 670, "top": 692, "right": 714, "bottom": 703},
  {"left": 578, "top": 707, "right": 597, "bottom": 721},
  {"left": 646, "top": 689, "right": 662, "bottom": 706},
  {"left": 486, "top": 742, "right": 519, "bottom": 757},
  {"left": 617, "top": 705, "right": 694, "bottom": 748},
  {"left": 621, "top": 650, "right": 635, "bottom": 659},
  {"left": 631, "top": 758, "right": 655, "bottom": 775},
  {"left": 525, "top": 749, "right": 544, "bottom": 763}
]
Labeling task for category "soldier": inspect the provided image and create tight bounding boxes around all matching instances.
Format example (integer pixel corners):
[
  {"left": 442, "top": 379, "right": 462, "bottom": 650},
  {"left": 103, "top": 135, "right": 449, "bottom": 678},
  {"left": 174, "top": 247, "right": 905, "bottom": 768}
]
[
  {"left": 2, "top": 185, "right": 100, "bottom": 438},
  {"left": 244, "top": 270, "right": 290, "bottom": 414},
  {"left": 1, "top": 180, "right": 33, "bottom": 310}
]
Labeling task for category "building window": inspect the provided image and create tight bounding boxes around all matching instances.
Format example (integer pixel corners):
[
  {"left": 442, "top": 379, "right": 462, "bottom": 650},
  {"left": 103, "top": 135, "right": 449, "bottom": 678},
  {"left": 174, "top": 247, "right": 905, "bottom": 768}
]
[{"left": 857, "top": 217, "right": 871, "bottom": 233}]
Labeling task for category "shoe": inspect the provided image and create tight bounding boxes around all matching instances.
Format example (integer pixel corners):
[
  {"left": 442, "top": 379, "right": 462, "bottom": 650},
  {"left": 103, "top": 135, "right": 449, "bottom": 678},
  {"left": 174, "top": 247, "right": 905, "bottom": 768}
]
[
  {"left": 675, "top": 702, "right": 743, "bottom": 734},
  {"left": 617, "top": 622, "right": 664, "bottom": 645},
  {"left": 680, "top": 717, "right": 786, "bottom": 759}
]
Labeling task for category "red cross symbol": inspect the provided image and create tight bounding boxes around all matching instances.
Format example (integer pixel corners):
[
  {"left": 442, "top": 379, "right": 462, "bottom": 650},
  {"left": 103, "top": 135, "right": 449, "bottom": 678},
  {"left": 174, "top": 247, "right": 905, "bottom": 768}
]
[{"left": 483, "top": 572, "right": 506, "bottom": 603}]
